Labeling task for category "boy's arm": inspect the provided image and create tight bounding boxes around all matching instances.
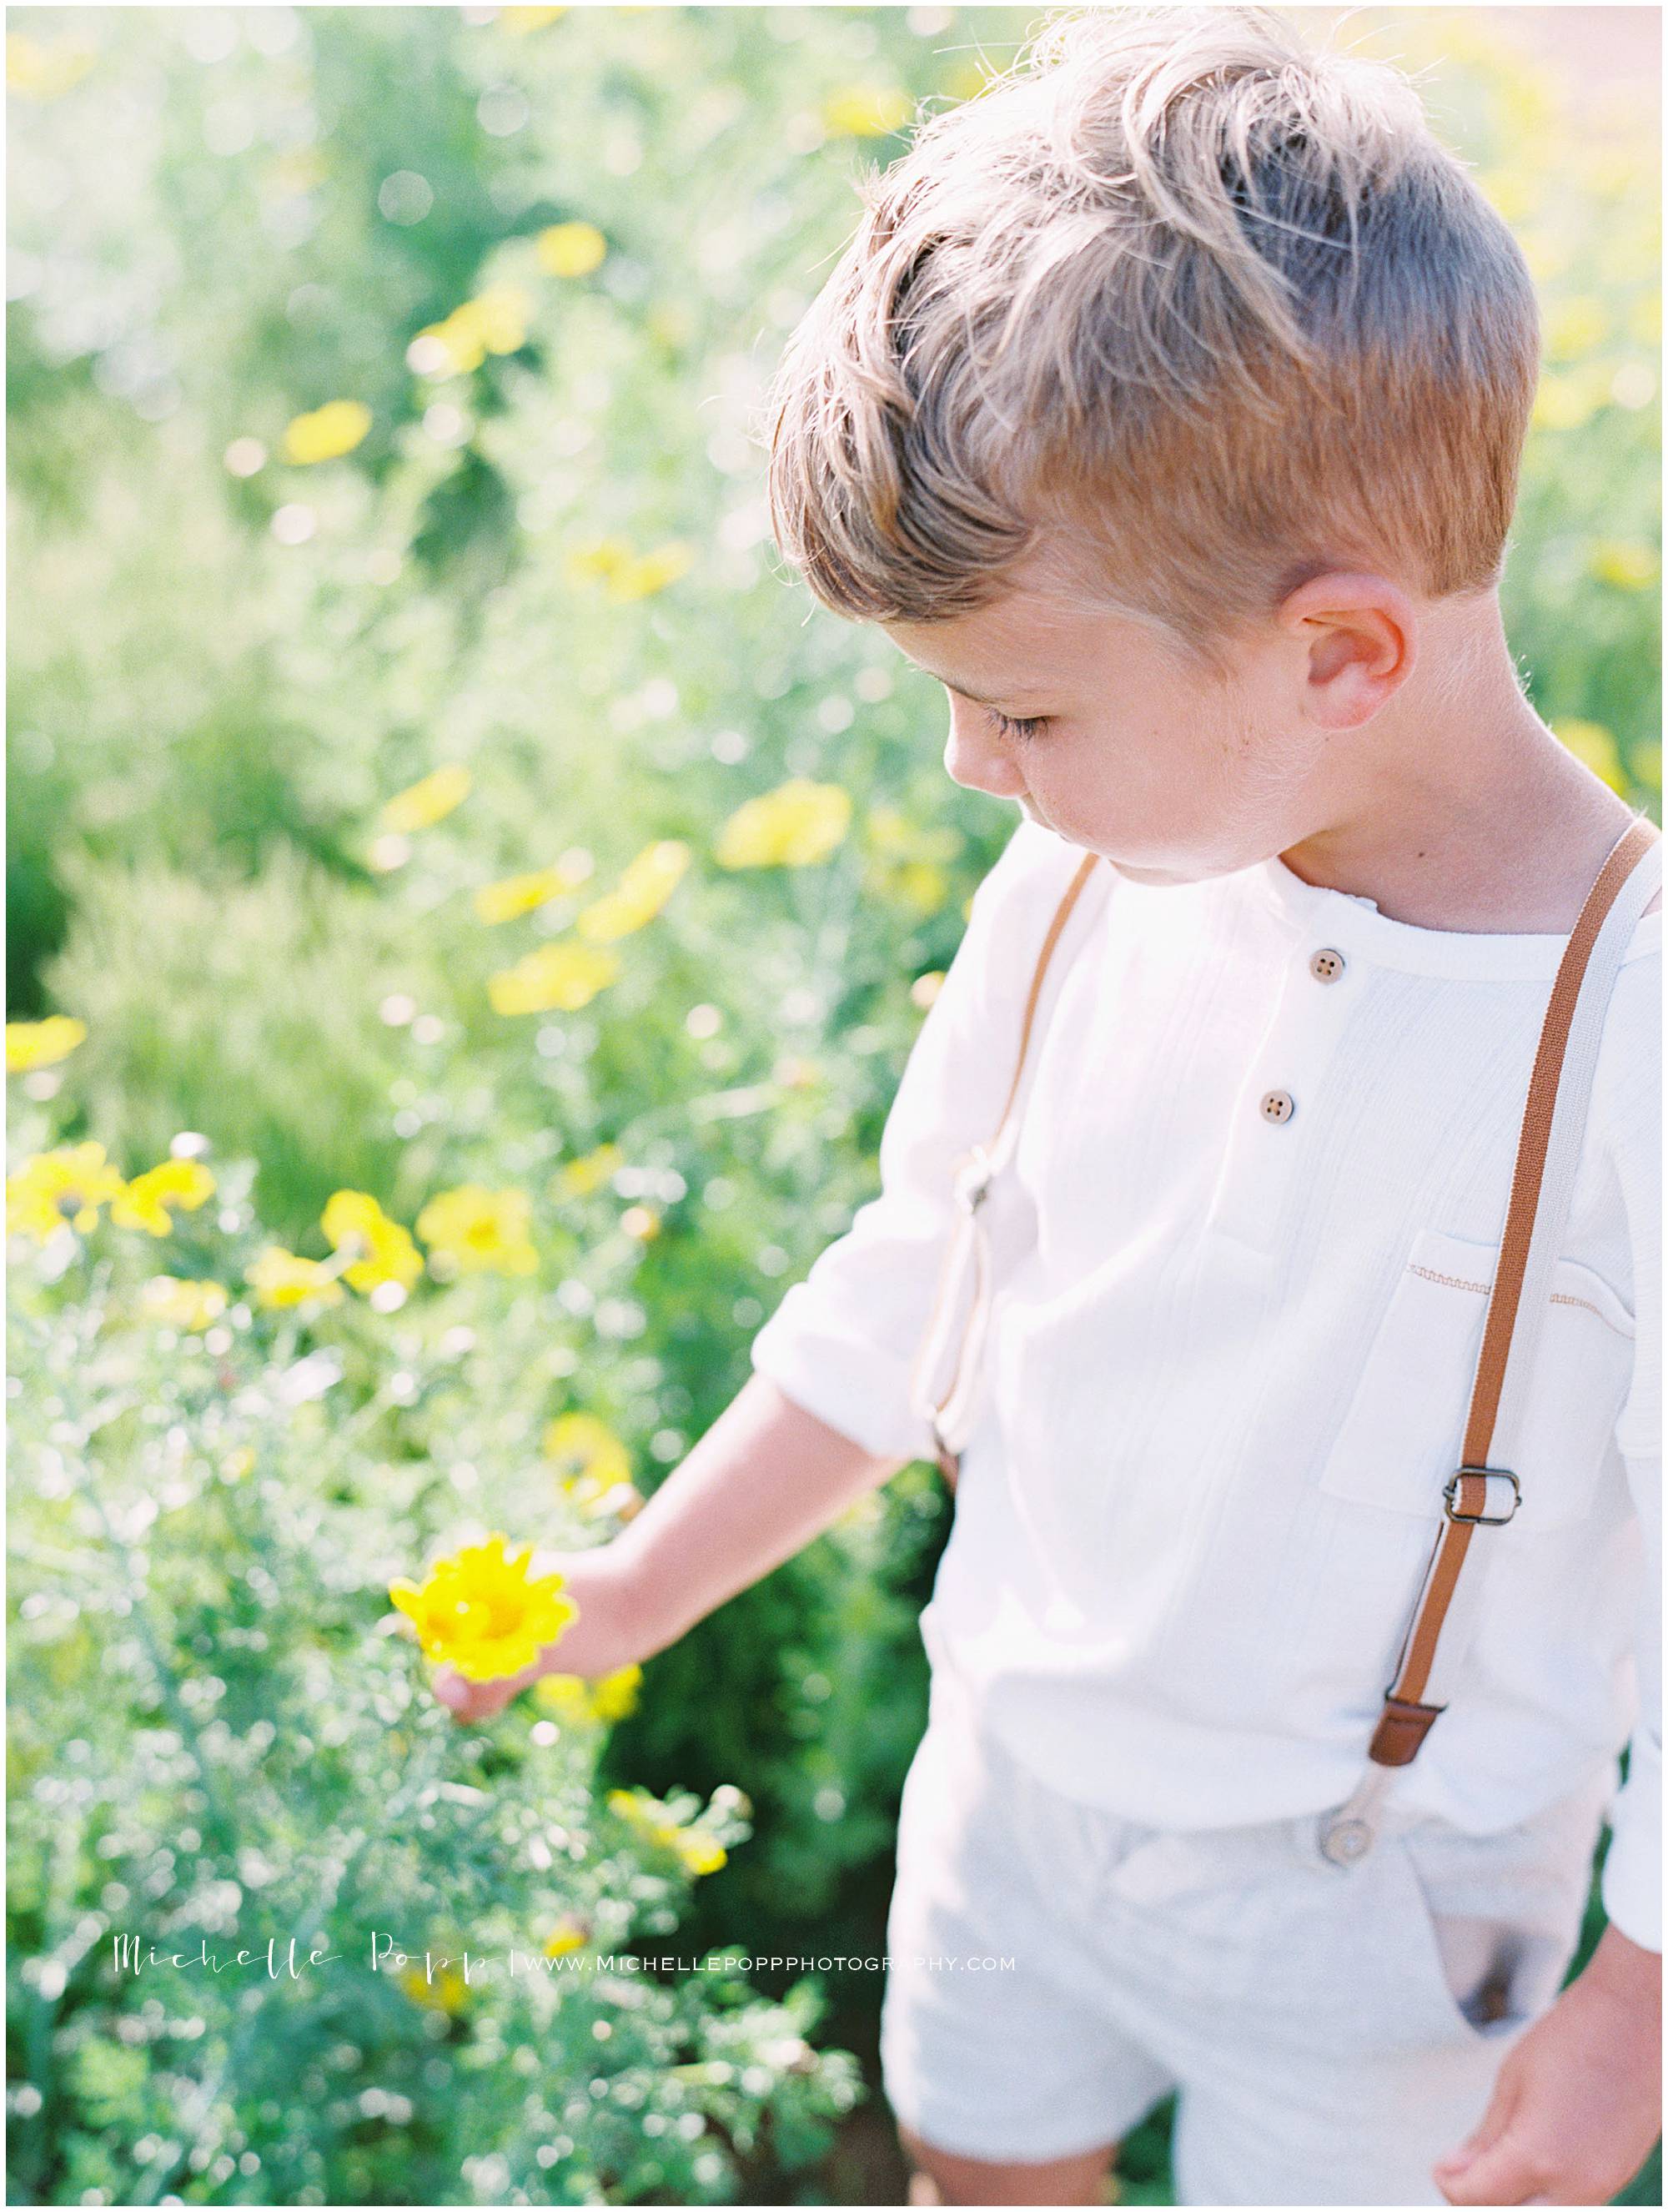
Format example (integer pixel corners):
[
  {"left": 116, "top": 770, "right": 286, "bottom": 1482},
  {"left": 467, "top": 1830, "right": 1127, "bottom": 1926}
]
[
  {"left": 1595, "top": 1430, "right": 1662, "bottom": 1958},
  {"left": 1594, "top": 1022, "right": 1663, "bottom": 1961},
  {"left": 432, "top": 1377, "right": 892, "bottom": 1718},
  {"left": 433, "top": 818, "right": 1100, "bottom": 1720},
  {"left": 1434, "top": 1038, "right": 1661, "bottom": 2207},
  {"left": 593, "top": 1373, "right": 902, "bottom": 1658}
]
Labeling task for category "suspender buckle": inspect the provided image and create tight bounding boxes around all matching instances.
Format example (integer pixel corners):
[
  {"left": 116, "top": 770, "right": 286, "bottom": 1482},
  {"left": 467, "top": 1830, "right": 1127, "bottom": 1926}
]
[{"left": 1443, "top": 1465, "right": 1520, "bottom": 1525}]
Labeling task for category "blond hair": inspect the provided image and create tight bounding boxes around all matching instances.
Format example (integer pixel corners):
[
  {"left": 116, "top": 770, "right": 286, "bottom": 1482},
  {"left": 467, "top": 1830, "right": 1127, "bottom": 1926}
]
[{"left": 761, "top": 4, "right": 1540, "bottom": 680}]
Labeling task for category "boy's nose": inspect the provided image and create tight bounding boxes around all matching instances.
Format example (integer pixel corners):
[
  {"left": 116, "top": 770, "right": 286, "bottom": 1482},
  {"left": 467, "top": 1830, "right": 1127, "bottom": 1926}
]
[{"left": 942, "top": 703, "right": 1026, "bottom": 801}]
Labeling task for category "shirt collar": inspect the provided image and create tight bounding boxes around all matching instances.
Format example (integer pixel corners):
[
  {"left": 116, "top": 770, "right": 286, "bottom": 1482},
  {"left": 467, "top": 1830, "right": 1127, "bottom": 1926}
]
[{"left": 1251, "top": 852, "right": 1662, "bottom": 981}]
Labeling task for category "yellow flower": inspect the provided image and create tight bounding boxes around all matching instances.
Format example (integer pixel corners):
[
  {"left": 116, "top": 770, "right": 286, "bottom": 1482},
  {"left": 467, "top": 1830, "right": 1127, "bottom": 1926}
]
[
  {"left": 864, "top": 807, "right": 964, "bottom": 882},
  {"left": 674, "top": 1828, "right": 728, "bottom": 1877},
  {"left": 535, "top": 1662, "right": 642, "bottom": 1726},
  {"left": 575, "top": 841, "right": 690, "bottom": 941},
  {"left": 321, "top": 1190, "right": 423, "bottom": 1295},
  {"left": 551, "top": 1144, "right": 623, "bottom": 1199},
  {"left": 460, "top": 283, "right": 529, "bottom": 354},
  {"left": 543, "top": 1411, "right": 632, "bottom": 1487},
  {"left": 536, "top": 221, "right": 607, "bottom": 279},
  {"left": 413, "top": 285, "right": 530, "bottom": 375},
  {"left": 138, "top": 1275, "right": 229, "bottom": 1331},
  {"left": 1589, "top": 540, "right": 1660, "bottom": 591},
  {"left": 559, "top": 1473, "right": 644, "bottom": 1521},
  {"left": 605, "top": 543, "right": 694, "bottom": 601},
  {"left": 399, "top": 1964, "right": 470, "bottom": 2013},
  {"left": 532, "top": 1673, "right": 595, "bottom": 1725},
  {"left": 565, "top": 535, "right": 633, "bottom": 587},
  {"left": 1552, "top": 718, "right": 1627, "bottom": 795},
  {"left": 6, "top": 1016, "right": 87, "bottom": 1073},
  {"left": 379, "top": 764, "right": 472, "bottom": 834},
  {"left": 822, "top": 84, "right": 913, "bottom": 137},
  {"left": 606, "top": 1787, "right": 727, "bottom": 1877},
  {"left": 414, "top": 312, "right": 485, "bottom": 377},
  {"left": 590, "top": 1662, "right": 644, "bottom": 1721},
  {"left": 898, "top": 860, "right": 952, "bottom": 913},
  {"left": 7, "top": 1143, "right": 126, "bottom": 1243},
  {"left": 543, "top": 1915, "right": 589, "bottom": 1958},
  {"left": 417, "top": 1184, "right": 538, "bottom": 1275},
  {"left": 246, "top": 1246, "right": 345, "bottom": 1310},
  {"left": 863, "top": 806, "right": 922, "bottom": 857},
  {"left": 282, "top": 400, "right": 372, "bottom": 465},
  {"left": 389, "top": 1532, "right": 578, "bottom": 1682},
  {"left": 487, "top": 941, "right": 620, "bottom": 1016},
  {"left": 545, "top": 1410, "right": 642, "bottom": 1521},
  {"left": 1631, "top": 741, "right": 1662, "bottom": 797},
  {"left": 474, "top": 862, "right": 588, "bottom": 924},
  {"left": 6, "top": 30, "right": 96, "bottom": 100},
  {"left": 108, "top": 1158, "right": 217, "bottom": 1235},
  {"left": 564, "top": 537, "right": 693, "bottom": 601},
  {"left": 715, "top": 781, "right": 852, "bottom": 869}
]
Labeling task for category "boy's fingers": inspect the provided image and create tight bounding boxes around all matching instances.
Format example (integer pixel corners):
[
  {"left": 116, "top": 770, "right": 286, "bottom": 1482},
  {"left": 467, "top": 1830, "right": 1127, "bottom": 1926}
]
[
  {"left": 1436, "top": 2134, "right": 1550, "bottom": 2205},
  {"left": 430, "top": 1666, "right": 520, "bottom": 1720}
]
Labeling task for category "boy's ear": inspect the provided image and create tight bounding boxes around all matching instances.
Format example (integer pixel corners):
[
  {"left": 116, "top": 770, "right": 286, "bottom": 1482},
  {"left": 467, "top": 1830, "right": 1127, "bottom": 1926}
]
[{"left": 1279, "top": 572, "right": 1415, "bottom": 731}]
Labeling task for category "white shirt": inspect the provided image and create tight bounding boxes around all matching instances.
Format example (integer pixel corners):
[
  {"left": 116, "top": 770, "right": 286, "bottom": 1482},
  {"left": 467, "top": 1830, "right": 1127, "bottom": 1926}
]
[{"left": 750, "top": 817, "right": 1664, "bottom": 1953}]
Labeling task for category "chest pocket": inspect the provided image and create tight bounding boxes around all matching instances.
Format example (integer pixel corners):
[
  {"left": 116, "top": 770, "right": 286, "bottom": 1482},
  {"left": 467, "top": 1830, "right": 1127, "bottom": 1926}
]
[{"left": 1318, "top": 1228, "right": 1635, "bottom": 1534}]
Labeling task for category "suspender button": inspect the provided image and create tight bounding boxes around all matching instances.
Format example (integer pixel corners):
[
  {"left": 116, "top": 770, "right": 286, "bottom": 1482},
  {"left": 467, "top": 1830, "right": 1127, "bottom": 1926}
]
[
  {"left": 953, "top": 1149, "right": 993, "bottom": 1214},
  {"left": 1319, "top": 1817, "right": 1374, "bottom": 1866}
]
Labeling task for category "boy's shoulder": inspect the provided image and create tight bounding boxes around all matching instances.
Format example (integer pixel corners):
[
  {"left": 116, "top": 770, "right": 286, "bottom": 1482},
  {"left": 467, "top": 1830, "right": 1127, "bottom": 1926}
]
[{"left": 1591, "top": 912, "right": 1662, "bottom": 1156}]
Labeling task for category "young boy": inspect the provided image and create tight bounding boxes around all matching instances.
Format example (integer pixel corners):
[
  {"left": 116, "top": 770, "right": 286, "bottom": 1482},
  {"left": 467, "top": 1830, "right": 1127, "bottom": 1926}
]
[{"left": 437, "top": 8, "right": 1661, "bottom": 2203}]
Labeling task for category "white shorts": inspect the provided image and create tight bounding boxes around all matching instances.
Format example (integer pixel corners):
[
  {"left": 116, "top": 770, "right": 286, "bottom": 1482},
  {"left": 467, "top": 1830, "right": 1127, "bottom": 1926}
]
[{"left": 879, "top": 1670, "right": 1613, "bottom": 2207}]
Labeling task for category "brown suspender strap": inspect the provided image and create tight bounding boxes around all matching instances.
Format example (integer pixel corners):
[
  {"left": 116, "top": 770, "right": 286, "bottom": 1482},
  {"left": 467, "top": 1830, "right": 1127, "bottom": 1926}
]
[
  {"left": 1368, "top": 816, "right": 1660, "bottom": 1767},
  {"left": 991, "top": 850, "right": 1107, "bottom": 1145},
  {"left": 909, "top": 847, "right": 1104, "bottom": 1490}
]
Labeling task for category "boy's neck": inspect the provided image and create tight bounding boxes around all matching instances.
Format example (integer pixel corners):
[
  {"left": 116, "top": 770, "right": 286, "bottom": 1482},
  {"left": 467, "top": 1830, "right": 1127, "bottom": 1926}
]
[{"left": 1278, "top": 671, "right": 1650, "bottom": 938}]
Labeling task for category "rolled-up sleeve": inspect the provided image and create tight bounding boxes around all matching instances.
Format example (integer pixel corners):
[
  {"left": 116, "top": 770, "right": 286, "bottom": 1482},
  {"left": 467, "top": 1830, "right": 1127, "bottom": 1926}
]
[
  {"left": 1598, "top": 1026, "right": 1661, "bottom": 1954},
  {"left": 749, "top": 818, "right": 1097, "bottom": 1460}
]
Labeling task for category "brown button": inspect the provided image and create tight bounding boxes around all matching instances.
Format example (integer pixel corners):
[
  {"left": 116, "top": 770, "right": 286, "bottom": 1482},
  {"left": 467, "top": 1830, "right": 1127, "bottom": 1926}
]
[
  {"left": 1259, "top": 1089, "right": 1295, "bottom": 1124},
  {"left": 1309, "top": 948, "right": 1346, "bottom": 983}
]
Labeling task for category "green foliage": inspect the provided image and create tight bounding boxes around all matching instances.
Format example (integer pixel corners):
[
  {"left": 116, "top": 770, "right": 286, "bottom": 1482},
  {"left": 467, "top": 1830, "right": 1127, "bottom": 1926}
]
[{"left": 9, "top": 1238, "right": 860, "bottom": 2205}]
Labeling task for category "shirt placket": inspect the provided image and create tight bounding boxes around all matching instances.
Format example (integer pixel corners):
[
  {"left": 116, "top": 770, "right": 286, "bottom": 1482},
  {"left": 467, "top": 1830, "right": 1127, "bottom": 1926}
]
[{"left": 1203, "top": 933, "right": 1359, "bottom": 1253}]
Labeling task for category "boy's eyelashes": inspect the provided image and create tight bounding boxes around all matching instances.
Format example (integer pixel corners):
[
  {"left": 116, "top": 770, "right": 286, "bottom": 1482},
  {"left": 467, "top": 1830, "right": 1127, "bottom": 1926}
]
[{"left": 987, "top": 707, "right": 1049, "bottom": 743}]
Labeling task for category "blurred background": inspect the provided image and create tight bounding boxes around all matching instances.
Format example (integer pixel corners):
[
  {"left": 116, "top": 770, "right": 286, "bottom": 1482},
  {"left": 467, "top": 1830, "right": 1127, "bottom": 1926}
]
[{"left": 7, "top": 6, "right": 1660, "bottom": 2204}]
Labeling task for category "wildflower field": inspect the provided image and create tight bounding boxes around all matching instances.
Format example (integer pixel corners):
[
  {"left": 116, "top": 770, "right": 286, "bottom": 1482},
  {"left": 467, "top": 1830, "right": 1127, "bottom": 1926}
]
[{"left": 7, "top": 7, "right": 1660, "bottom": 2205}]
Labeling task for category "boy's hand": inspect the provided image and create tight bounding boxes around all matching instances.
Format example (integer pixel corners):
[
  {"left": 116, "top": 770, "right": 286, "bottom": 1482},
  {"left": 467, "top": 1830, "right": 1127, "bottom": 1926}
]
[
  {"left": 427, "top": 1542, "right": 648, "bottom": 1724},
  {"left": 1434, "top": 1923, "right": 1662, "bottom": 2204}
]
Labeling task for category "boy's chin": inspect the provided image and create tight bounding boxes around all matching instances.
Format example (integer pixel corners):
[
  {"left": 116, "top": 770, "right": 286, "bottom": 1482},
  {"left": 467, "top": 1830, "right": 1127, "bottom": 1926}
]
[{"left": 1015, "top": 803, "right": 1212, "bottom": 887}]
